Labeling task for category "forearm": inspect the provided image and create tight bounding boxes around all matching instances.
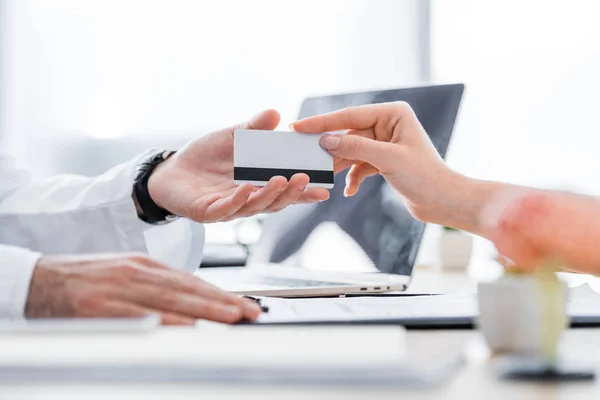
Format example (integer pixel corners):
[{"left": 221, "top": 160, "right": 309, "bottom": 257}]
[
  {"left": 418, "top": 171, "right": 536, "bottom": 239},
  {"left": 424, "top": 171, "right": 600, "bottom": 275}
]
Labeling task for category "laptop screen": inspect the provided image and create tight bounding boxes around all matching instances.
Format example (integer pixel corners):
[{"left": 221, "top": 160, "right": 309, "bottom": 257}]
[
  {"left": 298, "top": 84, "right": 464, "bottom": 160},
  {"left": 252, "top": 84, "right": 464, "bottom": 276}
]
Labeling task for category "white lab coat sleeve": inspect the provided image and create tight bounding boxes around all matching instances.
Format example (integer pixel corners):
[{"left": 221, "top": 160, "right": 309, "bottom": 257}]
[
  {"left": 0, "top": 152, "right": 205, "bottom": 318},
  {"left": 0, "top": 151, "right": 154, "bottom": 254},
  {"left": 0, "top": 245, "right": 41, "bottom": 318}
]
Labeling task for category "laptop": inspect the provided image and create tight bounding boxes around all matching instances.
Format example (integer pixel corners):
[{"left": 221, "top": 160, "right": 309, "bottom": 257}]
[{"left": 196, "top": 84, "right": 465, "bottom": 297}]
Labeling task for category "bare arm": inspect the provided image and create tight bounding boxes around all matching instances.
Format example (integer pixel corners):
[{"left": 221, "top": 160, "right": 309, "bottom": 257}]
[
  {"left": 292, "top": 102, "right": 531, "bottom": 238},
  {"left": 293, "top": 102, "right": 600, "bottom": 274}
]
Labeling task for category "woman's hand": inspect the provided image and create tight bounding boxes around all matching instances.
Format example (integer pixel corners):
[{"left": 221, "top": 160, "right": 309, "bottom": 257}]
[
  {"left": 293, "top": 102, "right": 600, "bottom": 276},
  {"left": 292, "top": 102, "right": 464, "bottom": 224}
]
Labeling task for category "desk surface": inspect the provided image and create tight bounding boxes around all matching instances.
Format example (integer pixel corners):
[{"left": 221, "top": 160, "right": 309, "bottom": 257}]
[
  {"left": 1, "top": 329, "right": 599, "bottom": 399},
  {"left": 3, "top": 247, "right": 600, "bottom": 399}
]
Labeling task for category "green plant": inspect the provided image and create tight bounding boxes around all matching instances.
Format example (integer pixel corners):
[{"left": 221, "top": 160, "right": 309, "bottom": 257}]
[
  {"left": 535, "top": 259, "right": 563, "bottom": 365},
  {"left": 442, "top": 226, "right": 459, "bottom": 231},
  {"left": 504, "top": 267, "right": 529, "bottom": 276},
  {"left": 500, "top": 258, "right": 564, "bottom": 365}
]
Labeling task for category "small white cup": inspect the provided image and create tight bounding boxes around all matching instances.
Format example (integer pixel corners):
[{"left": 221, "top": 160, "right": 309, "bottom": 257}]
[
  {"left": 477, "top": 275, "right": 568, "bottom": 355},
  {"left": 438, "top": 229, "right": 473, "bottom": 270}
]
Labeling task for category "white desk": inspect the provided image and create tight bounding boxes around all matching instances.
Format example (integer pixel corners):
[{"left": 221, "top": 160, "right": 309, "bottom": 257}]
[
  {"left": 2, "top": 246, "right": 600, "bottom": 399},
  {"left": 1, "top": 329, "right": 599, "bottom": 399}
]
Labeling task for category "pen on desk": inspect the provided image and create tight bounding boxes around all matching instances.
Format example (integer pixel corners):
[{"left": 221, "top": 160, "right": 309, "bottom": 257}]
[{"left": 243, "top": 295, "right": 270, "bottom": 313}]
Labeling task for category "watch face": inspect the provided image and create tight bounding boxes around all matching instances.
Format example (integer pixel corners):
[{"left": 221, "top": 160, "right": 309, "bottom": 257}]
[{"left": 164, "top": 214, "right": 180, "bottom": 223}]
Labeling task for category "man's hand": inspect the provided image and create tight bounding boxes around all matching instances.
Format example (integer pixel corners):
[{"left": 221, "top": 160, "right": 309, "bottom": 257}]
[
  {"left": 25, "top": 253, "right": 261, "bottom": 325},
  {"left": 291, "top": 102, "right": 459, "bottom": 223},
  {"left": 147, "top": 110, "right": 330, "bottom": 223}
]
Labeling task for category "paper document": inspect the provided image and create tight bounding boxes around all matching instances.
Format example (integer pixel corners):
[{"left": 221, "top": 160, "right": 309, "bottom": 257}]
[
  {"left": 0, "top": 324, "right": 465, "bottom": 385},
  {"left": 564, "top": 283, "right": 600, "bottom": 316},
  {"left": 258, "top": 293, "right": 477, "bottom": 323},
  {"left": 0, "top": 325, "right": 403, "bottom": 368},
  {"left": 257, "top": 283, "right": 600, "bottom": 324},
  {"left": 0, "top": 315, "right": 160, "bottom": 334}
]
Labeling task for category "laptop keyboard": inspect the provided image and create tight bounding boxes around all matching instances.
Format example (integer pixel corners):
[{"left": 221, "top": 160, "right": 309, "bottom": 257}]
[{"left": 246, "top": 276, "right": 354, "bottom": 288}]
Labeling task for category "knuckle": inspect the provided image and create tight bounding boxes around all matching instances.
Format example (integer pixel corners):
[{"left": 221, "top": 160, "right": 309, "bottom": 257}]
[
  {"left": 213, "top": 304, "right": 241, "bottom": 323},
  {"left": 173, "top": 273, "right": 200, "bottom": 293},
  {"left": 127, "top": 252, "right": 153, "bottom": 265},
  {"left": 187, "top": 198, "right": 210, "bottom": 222},
  {"left": 73, "top": 293, "right": 105, "bottom": 316},
  {"left": 345, "top": 105, "right": 360, "bottom": 114},
  {"left": 191, "top": 300, "right": 225, "bottom": 322},
  {"left": 267, "top": 205, "right": 284, "bottom": 213},
  {"left": 339, "top": 108, "right": 354, "bottom": 129},
  {"left": 393, "top": 101, "right": 410, "bottom": 113},
  {"left": 182, "top": 298, "right": 213, "bottom": 320},
  {"left": 161, "top": 315, "right": 194, "bottom": 326},
  {"left": 231, "top": 191, "right": 250, "bottom": 208},
  {"left": 267, "top": 198, "right": 294, "bottom": 214},
  {"left": 158, "top": 291, "right": 181, "bottom": 310},
  {"left": 116, "top": 262, "right": 142, "bottom": 279},
  {"left": 346, "top": 136, "right": 363, "bottom": 155},
  {"left": 222, "top": 313, "right": 241, "bottom": 324},
  {"left": 293, "top": 178, "right": 309, "bottom": 192},
  {"left": 233, "top": 208, "right": 253, "bottom": 219}
]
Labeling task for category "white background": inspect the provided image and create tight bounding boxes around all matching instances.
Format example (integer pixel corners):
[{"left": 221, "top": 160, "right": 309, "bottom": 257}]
[
  {"left": 0, "top": 0, "right": 423, "bottom": 271},
  {"left": 432, "top": 0, "right": 600, "bottom": 195},
  {"left": 0, "top": 0, "right": 422, "bottom": 176},
  {"left": 3, "top": 0, "right": 599, "bottom": 270}
]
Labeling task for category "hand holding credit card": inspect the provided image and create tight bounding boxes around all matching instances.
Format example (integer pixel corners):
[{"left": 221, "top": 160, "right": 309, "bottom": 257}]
[{"left": 234, "top": 129, "right": 335, "bottom": 188}]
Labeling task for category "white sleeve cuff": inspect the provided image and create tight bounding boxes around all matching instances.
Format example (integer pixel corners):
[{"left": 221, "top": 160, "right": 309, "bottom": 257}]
[
  {"left": 0, "top": 245, "right": 41, "bottom": 319},
  {"left": 109, "top": 190, "right": 153, "bottom": 253}
]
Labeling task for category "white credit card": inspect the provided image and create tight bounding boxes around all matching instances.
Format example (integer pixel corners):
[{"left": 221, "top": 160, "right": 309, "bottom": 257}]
[{"left": 234, "top": 129, "right": 334, "bottom": 188}]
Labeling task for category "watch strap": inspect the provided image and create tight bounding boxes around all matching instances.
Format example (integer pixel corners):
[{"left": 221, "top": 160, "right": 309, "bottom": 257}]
[{"left": 133, "top": 150, "right": 177, "bottom": 224}]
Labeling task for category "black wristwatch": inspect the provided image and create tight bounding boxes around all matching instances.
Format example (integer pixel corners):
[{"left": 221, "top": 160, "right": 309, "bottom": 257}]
[{"left": 132, "top": 150, "right": 179, "bottom": 225}]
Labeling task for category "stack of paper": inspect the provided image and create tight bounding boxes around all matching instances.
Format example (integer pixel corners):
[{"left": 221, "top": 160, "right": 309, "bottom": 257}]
[{"left": 0, "top": 324, "right": 464, "bottom": 385}]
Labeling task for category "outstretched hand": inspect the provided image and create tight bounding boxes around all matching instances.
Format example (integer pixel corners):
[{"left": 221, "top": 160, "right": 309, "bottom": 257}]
[
  {"left": 148, "top": 110, "right": 330, "bottom": 223},
  {"left": 292, "top": 102, "right": 454, "bottom": 223},
  {"left": 293, "top": 102, "right": 600, "bottom": 278}
]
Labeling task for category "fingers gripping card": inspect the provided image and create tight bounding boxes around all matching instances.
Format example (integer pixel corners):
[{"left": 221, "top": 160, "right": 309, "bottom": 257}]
[{"left": 233, "top": 129, "right": 334, "bottom": 188}]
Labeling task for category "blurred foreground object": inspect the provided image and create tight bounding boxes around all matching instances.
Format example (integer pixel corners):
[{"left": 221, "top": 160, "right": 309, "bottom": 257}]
[{"left": 477, "top": 266, "right": 567, "bottom": 356}]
